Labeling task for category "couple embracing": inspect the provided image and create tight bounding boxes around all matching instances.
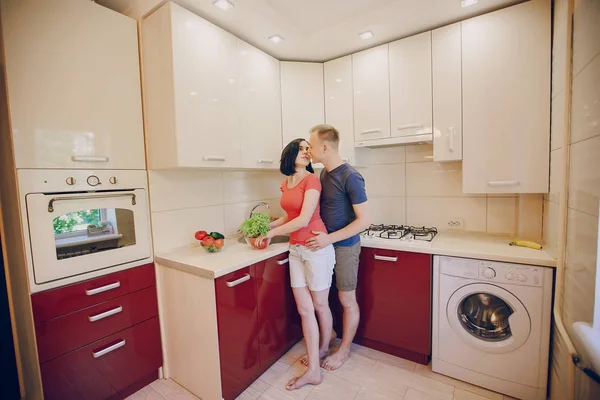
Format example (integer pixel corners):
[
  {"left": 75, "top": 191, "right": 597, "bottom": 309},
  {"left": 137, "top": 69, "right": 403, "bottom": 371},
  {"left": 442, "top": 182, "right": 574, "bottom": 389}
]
[{"left": 256, "top": 124, "right": 371, "bottom": 391}]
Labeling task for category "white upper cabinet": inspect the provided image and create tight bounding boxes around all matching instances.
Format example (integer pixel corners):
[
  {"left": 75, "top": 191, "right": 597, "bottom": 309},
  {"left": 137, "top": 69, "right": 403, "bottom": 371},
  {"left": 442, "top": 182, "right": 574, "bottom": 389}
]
[
  {"left": 280, "top": 62, "right": 325, "bottom": 147},
  {"left": 238, "top": 40, "right": 282, "bottom": 170},
  {"left": 432, "top": 23, "right": 462, "bottom": 162},
  {"left": 352, "top": 45, "right": 391, "bottom": 143},
  {"left": 462, "top": 0, "right": 550, "bottom": 193},
  {"left": 142, "top": 2, "right": 240, "bottom": 169},
  {"left": 324, "top": 56, "right": 355, "bottom": 165},
  {"left": 389, "top": 32, "right": 433, "bottom": 141},
  {"left": 2, "top": 0, "right": 145, "bottom": 169}
]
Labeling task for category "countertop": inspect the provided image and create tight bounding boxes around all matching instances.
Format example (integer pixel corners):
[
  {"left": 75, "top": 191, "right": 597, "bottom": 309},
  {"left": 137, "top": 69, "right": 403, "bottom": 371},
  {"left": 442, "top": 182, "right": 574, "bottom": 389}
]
[{"left": 156, "top": 232, "right": 556, "bottom": 279}]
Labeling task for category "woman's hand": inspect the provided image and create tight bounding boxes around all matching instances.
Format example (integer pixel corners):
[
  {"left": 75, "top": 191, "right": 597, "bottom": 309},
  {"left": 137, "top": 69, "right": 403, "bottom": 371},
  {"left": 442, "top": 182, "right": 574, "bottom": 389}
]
[{"left": 256, "top": 230, "right": 275, "bottom": 247}]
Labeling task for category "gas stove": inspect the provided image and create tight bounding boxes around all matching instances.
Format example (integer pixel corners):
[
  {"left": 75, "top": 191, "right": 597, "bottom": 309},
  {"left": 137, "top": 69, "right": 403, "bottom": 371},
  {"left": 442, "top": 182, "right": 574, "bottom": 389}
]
[{"left": 361, "top": 224, "right": 438, "bottom": 245}]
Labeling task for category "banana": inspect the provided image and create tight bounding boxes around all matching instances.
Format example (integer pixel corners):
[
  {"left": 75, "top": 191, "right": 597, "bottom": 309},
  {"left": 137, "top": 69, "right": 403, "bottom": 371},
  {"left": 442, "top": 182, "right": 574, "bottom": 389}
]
[{"left": 509, "top": 240, "right": 542, "bottom": 250}]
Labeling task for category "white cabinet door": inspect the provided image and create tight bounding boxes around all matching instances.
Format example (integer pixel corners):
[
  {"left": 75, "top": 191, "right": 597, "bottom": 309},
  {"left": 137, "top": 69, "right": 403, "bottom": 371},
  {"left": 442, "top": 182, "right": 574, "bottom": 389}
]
[
  {"left": 352, "top": 45, "right": 390, "bottom": 142},
  {"left": 389, "top": 32, "right": 432, "bottom": 139},
  {"left": 324, "top": 56, "right": 355, "bottom": 165},
  {"left": 238, "top": 40, "right": 282, "bottom": 170},
  {"left": 170, "top": 3, "right": 240, "bottom": 168},
  {"left": 2, "top": 0, "right": 145, "bottom": 169},
  {"left": 280, "top": 62, "right": 325, "bottom": 147},
  {"left": 432, "top": 23, "right": 462, "bottom": 162},
  {"left": 462, "top": 0, "right": 550, "bottom": 193}
]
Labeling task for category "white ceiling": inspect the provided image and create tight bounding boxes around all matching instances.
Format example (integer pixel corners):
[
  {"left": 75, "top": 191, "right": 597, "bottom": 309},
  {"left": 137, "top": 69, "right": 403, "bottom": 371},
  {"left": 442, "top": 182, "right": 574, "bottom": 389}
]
[{"left": 97, "top": 0, "right": 526, "bottom": 62}]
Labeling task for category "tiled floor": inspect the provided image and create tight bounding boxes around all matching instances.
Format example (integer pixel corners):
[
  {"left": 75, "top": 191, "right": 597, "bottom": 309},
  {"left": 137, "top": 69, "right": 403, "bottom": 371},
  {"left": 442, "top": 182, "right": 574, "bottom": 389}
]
[{"left": 127, "top": 339, "right": 517, "bottom": 400}]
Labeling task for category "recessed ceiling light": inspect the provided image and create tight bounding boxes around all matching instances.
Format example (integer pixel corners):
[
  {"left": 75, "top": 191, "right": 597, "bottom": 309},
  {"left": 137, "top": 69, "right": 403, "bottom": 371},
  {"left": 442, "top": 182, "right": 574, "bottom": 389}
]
[
  {"left": 359, "top": 31, "right": 374, "bottom": 40},
  {"left": 213, "top": 0, "right": 234, "bottom": 11},
  {"left": 269, "top": 35, "right": 284, "bottom": 43},
  {"left": 461, "top": 0, "right": 479, "bottom": 7}
]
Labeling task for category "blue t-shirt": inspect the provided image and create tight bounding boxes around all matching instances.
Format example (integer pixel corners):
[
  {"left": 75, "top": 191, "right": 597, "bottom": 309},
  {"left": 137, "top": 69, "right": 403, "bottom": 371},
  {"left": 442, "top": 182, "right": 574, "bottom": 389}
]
[{"left": 319, "top": 163, "right": 368, "bottom": 247}]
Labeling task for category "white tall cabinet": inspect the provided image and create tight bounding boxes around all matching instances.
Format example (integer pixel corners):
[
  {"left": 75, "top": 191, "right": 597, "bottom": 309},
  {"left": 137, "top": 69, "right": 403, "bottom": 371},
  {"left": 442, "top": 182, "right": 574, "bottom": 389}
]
[
  {"left": 1, "top": 0, "right": 145, "bottom": 169},
  {"left": 280, "top": 62, "right": 325, "bottom": 148},
  {"left": 352, "top": 45, "right": 391, "bottom": 143},
  {"left": 461, "top": 0, "right": 551, "bottom": 193},
  {"left": 432, "top": 23, "right": 462, "bottom": 162},
  {"left": 324, "top": 56, "right": 355, "bottom": 165},
  {"left": 389, "top": 32, "right": 433, "bottom": 139}
]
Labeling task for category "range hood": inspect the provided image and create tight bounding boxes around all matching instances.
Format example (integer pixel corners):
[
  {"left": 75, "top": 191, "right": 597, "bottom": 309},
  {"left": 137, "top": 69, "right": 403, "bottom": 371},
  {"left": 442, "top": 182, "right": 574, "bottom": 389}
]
[{"left": 355, "top": 132, "right": 433, "bottom": 148}]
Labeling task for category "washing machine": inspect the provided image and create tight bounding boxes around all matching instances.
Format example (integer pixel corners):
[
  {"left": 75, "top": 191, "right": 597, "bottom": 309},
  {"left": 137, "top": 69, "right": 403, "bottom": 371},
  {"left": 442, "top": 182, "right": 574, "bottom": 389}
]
[{"left": 432, "top": 256, "right": 553, "bottom": 400}]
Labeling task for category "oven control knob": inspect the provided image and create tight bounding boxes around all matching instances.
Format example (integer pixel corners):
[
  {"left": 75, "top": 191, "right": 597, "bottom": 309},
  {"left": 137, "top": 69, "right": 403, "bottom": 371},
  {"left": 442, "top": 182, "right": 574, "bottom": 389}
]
[
  {"left": 483, "top": 267, "right": 496, "bottom": 279},
  {"left": 87, "top": 175, "right": 100, "bottom": 186},
  {"left": 519, "top": 274, "right": 527, "bottom": 282},
  {"left": 109, "top": 176, "right": 117, "bottom": 185},
  {"left": 65, "top": 177, "right": 76, "bottom": 185}
]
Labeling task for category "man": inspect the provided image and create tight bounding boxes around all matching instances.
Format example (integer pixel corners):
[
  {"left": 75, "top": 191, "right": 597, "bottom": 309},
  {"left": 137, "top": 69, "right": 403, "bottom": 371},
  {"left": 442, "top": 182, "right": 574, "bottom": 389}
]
[{"left": 306, "top": 124, "right": 371, "bottom": 371}]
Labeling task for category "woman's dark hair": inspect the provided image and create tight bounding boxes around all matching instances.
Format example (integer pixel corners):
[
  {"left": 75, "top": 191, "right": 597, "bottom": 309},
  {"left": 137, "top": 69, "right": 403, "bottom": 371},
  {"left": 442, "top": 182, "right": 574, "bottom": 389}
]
[{"left": 280, "top": 138, "right": 314, "bottom": 176}]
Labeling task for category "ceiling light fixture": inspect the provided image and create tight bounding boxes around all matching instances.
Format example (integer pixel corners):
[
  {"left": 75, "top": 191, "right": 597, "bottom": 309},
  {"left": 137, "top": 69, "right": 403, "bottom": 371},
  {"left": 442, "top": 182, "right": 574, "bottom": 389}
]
[
  {"left": 213, "top": 0, "right": 234, "bottom": 11},
  {"left": 461, "top": 0, "right": 479, "bottom": 7},
  {"left": 359, "top": 31, "right": 374, "bottom": 40},
  {"left": 269, "top": 35, "right": 284, "bottom": 43}
]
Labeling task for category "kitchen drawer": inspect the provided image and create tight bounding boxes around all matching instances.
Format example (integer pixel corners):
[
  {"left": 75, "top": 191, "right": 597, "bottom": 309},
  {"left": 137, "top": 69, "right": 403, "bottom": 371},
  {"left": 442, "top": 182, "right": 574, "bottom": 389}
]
[
  {"left": 32, "top": 263, "right": 155, "bottom": 323},
  {"left": 36, "top": 286, "right": 158, "bottom": 363},
  {"left": 40, "top": 316, "right": 162, "bottom": 400}
]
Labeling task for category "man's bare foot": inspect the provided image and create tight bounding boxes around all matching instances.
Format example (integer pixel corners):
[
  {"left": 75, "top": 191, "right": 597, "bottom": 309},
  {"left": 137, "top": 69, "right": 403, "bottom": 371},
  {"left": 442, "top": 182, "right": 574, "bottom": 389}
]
[
  {"left": 299, "top": 331, "right": 338, "bottom": 366},
  {"left": 321, "top": 348, "right": 349, "bottom": 371},
  {"left": 285, "top": 368, "right": 322, "bottom": 391}
]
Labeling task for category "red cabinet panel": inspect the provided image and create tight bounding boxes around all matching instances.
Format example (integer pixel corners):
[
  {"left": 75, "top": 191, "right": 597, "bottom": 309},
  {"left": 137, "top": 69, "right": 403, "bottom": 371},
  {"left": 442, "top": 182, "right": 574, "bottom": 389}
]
[
  {"left": 40, "top": 317, "right": 162, "bottom": 400},
  {"left": 36, "top": 286, "right": 158, "bottom": 363},
  {"left": 255, "top": 253, "right": 302, "bottom": 369},
  {"left": 32, "top": 263, "right": 156, "bottom": 323},
  {"left": 357, "top": 248, "right": 432, "bottom": 357},
  {"left": 215, "top": 266, "right": 260, "bottom": 400}
]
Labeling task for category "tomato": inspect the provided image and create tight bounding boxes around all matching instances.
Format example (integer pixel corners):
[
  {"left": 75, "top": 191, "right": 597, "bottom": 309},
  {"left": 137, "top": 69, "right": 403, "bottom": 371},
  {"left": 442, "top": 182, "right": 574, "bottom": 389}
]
[
  {"left": 214, "top": 239, "right": 224, "bottom": 249},
  {"left": 195, "top": 230, "right": 208, "bottom": 241},
  {"left": 249, "top": 237, "right": 267, "bottom": 250},
  {"left": 202, "top": 236, "right": 215, "bottom": 247}
]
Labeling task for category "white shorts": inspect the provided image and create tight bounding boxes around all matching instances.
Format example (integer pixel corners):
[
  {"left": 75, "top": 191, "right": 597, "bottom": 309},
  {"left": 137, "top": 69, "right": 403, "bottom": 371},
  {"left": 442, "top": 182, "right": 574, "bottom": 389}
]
[{"left": 288, "top": 244, "right": 335, "bottom": 292}]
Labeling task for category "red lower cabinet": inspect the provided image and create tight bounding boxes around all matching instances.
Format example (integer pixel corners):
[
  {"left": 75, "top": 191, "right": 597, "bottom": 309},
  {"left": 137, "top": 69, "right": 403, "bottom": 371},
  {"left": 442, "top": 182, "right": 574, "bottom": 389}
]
[
  {"left": 356, "top": 248, "right": 432, "bottom": 364},
  {"left": 40, "top": 317, "right": 162, "bottom": 400},
  {"left": 255, "top": 253, "right": 302, "bottom": 369},
  {"left": 216, "top": 266, "right": 261, "bottom": 400}
]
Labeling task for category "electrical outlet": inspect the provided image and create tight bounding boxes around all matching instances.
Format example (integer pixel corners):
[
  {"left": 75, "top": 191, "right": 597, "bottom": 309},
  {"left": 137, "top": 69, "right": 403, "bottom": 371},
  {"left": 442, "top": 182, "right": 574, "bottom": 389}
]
[{"left": 447, "top": 218, "right": 464, "bottom": 229}]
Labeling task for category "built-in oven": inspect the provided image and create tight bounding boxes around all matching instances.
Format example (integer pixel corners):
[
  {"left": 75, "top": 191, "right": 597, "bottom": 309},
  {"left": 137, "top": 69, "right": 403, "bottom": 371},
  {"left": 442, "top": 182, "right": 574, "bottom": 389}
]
[{"left": 18, "top": 170, "right": 153, "bottom": 292}]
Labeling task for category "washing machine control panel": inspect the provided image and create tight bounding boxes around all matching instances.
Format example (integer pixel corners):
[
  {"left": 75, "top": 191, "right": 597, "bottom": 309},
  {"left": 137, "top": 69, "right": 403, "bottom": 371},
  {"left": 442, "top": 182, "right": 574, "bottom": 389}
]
[{"left": 478, "top": 261, "right": 544, "bottom": 287}]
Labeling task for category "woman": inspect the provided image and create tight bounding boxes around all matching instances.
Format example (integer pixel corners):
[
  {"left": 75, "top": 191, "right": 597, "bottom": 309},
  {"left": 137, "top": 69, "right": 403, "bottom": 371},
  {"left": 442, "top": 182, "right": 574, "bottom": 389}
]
[{"left": 257, "top": 138, "right": 335, "bottom": 391}]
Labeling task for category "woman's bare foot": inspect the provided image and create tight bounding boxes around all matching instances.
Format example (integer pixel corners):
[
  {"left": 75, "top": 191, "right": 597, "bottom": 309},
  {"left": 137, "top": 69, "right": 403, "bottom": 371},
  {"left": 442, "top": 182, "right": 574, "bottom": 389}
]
[
  {"left": 321, "top": 348, "right": 349, "bottom": 371},
  {"left": 285, "top": 368, "right": 322, "bottom": 391},
  {"left": 299, "top": 331, "right": 338, "bottom": 366}
]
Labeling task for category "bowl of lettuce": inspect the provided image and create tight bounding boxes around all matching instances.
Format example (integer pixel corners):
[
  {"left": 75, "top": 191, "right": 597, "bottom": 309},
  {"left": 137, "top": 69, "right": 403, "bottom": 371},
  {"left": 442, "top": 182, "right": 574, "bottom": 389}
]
[{"left": 239, "top": 212, "right": 271, "bottom": 250}]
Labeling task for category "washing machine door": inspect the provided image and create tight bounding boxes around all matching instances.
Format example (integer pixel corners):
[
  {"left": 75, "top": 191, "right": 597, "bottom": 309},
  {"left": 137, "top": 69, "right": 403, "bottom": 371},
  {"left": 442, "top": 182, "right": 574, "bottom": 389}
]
[{"left": 446, "top": 283, "right": 531, "bottom": 354}]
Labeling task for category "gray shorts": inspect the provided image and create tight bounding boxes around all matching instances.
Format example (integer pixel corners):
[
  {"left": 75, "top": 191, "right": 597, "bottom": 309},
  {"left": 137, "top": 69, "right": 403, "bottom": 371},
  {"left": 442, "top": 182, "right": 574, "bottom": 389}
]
[{"left": 334, "top": 242, "right": 361, "bottom": 291}]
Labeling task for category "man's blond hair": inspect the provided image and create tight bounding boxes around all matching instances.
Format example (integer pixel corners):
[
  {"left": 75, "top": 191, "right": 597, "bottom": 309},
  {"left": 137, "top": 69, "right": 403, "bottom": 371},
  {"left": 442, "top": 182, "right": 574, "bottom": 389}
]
[{"left": 309, "top": 124, "right": 340, "bottom": 149}]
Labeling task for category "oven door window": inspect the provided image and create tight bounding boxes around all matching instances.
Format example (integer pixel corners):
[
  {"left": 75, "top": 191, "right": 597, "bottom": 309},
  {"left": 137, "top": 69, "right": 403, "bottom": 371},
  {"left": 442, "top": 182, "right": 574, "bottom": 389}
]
[{"left": 53, "top": 208, "right": 136, "bottom": 260}]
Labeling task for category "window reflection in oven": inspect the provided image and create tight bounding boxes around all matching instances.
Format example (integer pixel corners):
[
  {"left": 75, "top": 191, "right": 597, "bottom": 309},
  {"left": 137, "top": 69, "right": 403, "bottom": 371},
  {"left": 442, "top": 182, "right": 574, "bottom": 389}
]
[{"left": 53, "top": 208, "right": 136, "bottom": 260}]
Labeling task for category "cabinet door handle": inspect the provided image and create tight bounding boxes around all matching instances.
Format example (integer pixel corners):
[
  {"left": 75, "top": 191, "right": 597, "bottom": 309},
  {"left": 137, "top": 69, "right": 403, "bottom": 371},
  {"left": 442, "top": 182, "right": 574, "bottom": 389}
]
[
  {"left": 203, "top": 156, "right": 226, "bottom": 162},
  {"left": 487, "top": 180, "right": 520, "bottom": 187},
  {"left": 276, "top": 258, "right": 289, "bottom": 265},
  {"left": 360, "top": 128, "right": 381, "bottom": 135},
  {"left": 396, "top": 123, "right": 423, "bottom": 130},
  {"left": 71, "top": 156, "right": 109, "bottom": 163},
  {"left": 92, "top": 340, "right": 126, "bottom": 358},
  {"left": 373, "top": 255, "right": 398, "bottom": 262},
  {"left": 85, "top": 281, "right": 121, "bottom": 296},
  {"left": 257, "top": 159, "right": 274, "bottom": 164},
  {"left": 88, "top": 306, "right": 123, "bottom": 322},
  {"left": 226, "top": 273, "right": 251, "bottom": 287},
  {"left": 449, "top": 127, "right": 455, "bottom": 153}
]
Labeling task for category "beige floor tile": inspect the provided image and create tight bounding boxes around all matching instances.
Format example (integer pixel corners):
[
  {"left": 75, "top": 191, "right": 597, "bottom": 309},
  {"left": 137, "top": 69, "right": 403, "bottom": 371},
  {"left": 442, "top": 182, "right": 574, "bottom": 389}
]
[
  {"left": 126, "top": 385, "right": 166, "bottom": 400},
  {"left": 352, "top": 344, "right": 417, "bottom": 372},
  {"left": 354, "top": 387, "right": 398, "bottom": 400},
  {"left": 389, "top": 363, "right": 454, "bottom": 400},
  {"left": 259, "top": 385, "right": 310, "bottom": 400},
  {"left": 264, "top": 370, "right": 316, "bottom": 400},
  {"left": 149, "top": 379, "right": 199, "bottom": 400},
  {"left": 236, "top": 379, "right": 271, "bottom": 400},
  {"left": 404, "top": 387, "right": 446, "bottom": 400},
  {"left": 306, "top": 372, "right": 361, "bottom": 400},
  {"left": 332, "top": 358, "right": 407, "bottom": 399},
  {"left": 453, "top": 388, "right": 492, "bottom": 400},
  {"left": 414, "top": 364, "right": 503, "bottom": 400},
  {"left": 259, "top": 361, "right": 292, "bottom": 385}
]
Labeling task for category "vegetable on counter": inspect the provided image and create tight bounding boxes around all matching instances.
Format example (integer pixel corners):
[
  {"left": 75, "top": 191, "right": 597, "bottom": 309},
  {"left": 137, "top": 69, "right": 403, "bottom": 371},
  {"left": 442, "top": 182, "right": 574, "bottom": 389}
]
[
  {"left": 509, "top": 240, "right": 542, "bottom": 250},
  {"left": 194, "top": 230, "right": 225, "bottom": 253},
  {"left": 239, "top": 212, "right": 271, "bottom": 249}
]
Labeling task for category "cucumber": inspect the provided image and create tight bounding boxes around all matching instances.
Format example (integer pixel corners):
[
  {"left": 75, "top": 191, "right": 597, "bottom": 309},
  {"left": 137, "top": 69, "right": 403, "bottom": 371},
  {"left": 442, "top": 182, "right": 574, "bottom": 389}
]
[{"left": 210, "top": 232, "right": 225, "bottom": 240}]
